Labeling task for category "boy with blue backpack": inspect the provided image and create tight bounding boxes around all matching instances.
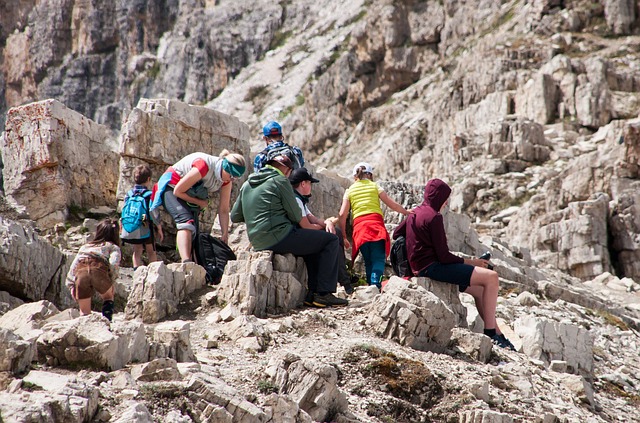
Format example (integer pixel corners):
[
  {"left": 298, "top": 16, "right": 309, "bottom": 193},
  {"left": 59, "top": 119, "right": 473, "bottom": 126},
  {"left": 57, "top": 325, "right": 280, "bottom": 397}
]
[{"left": 121, "top": 164, "right": 163, "bottom": 269}]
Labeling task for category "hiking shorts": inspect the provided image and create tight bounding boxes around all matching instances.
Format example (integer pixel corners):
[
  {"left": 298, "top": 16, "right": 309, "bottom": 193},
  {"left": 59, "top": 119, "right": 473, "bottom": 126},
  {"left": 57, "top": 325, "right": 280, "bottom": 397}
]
[
  {"left": 162, "top": 187, "right": 197, "bottom": 234},
  {"left": 122, "top": 237, "right": 153, "bottom": 246},
  {"left": 74, "top": 257, "right": 113, "bottom": 300},
  {"left": 419, "top": 262, "right": 474, "bottom": 292}
]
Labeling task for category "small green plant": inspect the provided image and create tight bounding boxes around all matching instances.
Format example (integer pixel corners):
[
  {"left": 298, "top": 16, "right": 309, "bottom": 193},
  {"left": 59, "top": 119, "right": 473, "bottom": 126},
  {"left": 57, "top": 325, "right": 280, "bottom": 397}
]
[
  {"left": 22, "top": 381, "right": 43, "bottom": 391},
  {"left": 147, "top": 62, "right": 161, "bottom": 79},
  {"left": 257, "top": 379, "right": 278, "bottom": 394},
  {"left": 269, "top": 29, "right": 293, "bottom": 50},
  {"left": 244, "top": 85, "right": 270, "bottom": 102}
]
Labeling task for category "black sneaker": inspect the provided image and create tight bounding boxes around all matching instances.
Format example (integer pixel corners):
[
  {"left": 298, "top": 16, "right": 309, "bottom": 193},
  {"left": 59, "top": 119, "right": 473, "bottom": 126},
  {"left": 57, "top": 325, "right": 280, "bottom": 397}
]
[
  {"left": 313, "top": 293, "right": 348, "bottom": 308},
  {"left": 303, "top": 293, "right": 316, "bottom": 307},
  {"left": 491, "top": 333, "right": 516, "bottom": 351}
]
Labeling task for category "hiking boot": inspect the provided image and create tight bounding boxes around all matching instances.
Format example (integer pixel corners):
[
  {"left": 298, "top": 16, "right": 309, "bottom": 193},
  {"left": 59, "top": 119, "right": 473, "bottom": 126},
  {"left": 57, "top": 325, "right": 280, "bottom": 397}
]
[
  {"left": 491, "top": 333, "right": 516, "bottom": 351},
  {"left": 303, "top": 292, "right": 316, "bottom": 307},
  {"left": 101, "top": 300, "right": 114, "bottom": 322},
  {"left": 313, "top": 293, "right": 348, "bottom": 308}
]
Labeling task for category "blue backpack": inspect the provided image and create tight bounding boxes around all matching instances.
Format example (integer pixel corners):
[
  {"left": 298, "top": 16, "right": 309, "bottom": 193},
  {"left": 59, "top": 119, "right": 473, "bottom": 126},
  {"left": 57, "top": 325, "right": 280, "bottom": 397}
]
[{"left": 121, "top": 190, "right": 152, "bottom": 233}]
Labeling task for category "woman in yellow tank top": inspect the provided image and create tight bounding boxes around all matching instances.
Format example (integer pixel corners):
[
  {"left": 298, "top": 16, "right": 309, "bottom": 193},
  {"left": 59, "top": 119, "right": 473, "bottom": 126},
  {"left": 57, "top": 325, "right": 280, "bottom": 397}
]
[{"left": 338, "top": 162, "right": 411, "bottom": 289}]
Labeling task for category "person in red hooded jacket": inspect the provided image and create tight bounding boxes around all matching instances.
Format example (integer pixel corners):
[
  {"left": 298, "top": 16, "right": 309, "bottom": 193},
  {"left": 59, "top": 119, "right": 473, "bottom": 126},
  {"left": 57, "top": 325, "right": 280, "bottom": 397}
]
[{"left": 393, "top": 178, "right": 516, "bottom": 351}]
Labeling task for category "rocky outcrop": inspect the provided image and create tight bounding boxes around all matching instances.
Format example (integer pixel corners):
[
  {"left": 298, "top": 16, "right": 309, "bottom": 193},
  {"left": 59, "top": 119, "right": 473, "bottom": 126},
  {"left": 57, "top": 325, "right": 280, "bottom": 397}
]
[
  {"left": 217, "top": 251, "right": 307, "bottom": 318},
  {"left": 367, "top": 277, "right": 458, "bottom": 353},
  {"left": 0, "top": 218, "right": 73, "bottom": 305},
  {"left": 36, "top": 313, "right": 148, "bottom": 371},
  {"left": 266, "top": 354, "right": 349, "bottom": 422},
  {"left": 124, "top": 261, "right": 207, "bottom": 324},
  {"left": 0, "top": 100, "right": 118, "bottom": 228}
]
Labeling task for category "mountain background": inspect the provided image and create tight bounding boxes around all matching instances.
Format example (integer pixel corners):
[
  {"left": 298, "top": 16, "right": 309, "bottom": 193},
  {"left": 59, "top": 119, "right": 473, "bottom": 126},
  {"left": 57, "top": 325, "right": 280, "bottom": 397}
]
[
  {"left": 1, "top": 1, "right": 640, "bottom": 421},
  {"left": 2, "top": 0, "right": 639, "bottom": 283}
]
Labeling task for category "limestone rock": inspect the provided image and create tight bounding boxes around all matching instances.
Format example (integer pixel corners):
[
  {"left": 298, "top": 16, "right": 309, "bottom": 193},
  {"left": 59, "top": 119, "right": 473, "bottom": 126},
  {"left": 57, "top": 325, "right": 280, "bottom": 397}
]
[
  {"left": 131, "top": 358, "right": 182, "bottom": 382},
  {"left": 220, "top": 315, "right": 270, "bottom": 352},
  {"left": 124, "top": 261, "right": 207, "bottom": 323},
  {"left": 514, "top": 315, "right": 594, "bottom": 375},
  {"left": 217, "top": 251, "right": 306, "bottom": 318},
  {"left": 0, "top": 370, "right": 99, "bottom": 423},
  {"left": 450, "top": 328, "right": 493, "bottom": 363},
  {"left": 112, "top": 402, "right": 154, "bottom": 423},
  {"left": 1, "top": 100, "right": 118, "bottom": 228},
  {"left": 0, "top": 291, "right": 24, "bottom": 315},
  {"left": 460, "top": 410, "right": 513, "bottom": 423},
  {"left": 0, "top": 328, "right": 34, "bottom": 374},
  {"left": 0, "top": 217, "right": 73, "bottom": 306},
  {"left": 0, "top": 300, "right": 60, "bottom": 341},
  {"left": 186, "top": 374, "right": 267, "bottom": 422},
  {"left": 37, "top": 313, "right": 135, "bottom": 371},
  {"left": 603, "top": 0, "right": 636, "bottom": 35},
  {"left": 268, "top": 356, "right": 349, "bottom": 422},
  {"left": 415, "top": 276, "right": 468, "bottom": 327},
  {"left": 153, "top": 320, "right": 195, "bottom": 363},
  {"left": 367, "top": 277, "right": 457, "bottom": 353}
]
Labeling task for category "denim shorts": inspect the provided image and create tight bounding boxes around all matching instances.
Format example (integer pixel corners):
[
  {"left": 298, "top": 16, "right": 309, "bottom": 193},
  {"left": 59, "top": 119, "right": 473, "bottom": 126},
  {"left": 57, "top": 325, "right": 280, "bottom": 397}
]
[
  {"left": 162, "top": 187, "right": 198, "bottom": 232},
  {"left": 419, "top": 262, "right": 474, "bottom": 292}
]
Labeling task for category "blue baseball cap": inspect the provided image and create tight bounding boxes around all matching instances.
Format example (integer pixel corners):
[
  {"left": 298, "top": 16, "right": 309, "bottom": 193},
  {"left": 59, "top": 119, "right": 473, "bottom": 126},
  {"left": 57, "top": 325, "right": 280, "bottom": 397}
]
[{"left": 263, "top": 121, "right": 282, "bottom": 136}]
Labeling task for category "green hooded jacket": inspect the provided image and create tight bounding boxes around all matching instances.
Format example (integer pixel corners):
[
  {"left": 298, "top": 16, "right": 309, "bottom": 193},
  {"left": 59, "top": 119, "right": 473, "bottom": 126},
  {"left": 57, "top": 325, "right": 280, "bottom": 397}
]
[{"left": 231, "top": 166, "right": 302, "bottom": 250}]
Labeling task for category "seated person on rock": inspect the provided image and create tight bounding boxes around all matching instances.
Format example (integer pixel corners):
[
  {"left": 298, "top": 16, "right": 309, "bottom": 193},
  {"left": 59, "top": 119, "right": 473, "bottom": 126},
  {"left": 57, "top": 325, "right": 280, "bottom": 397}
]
[
  {"left": 289, "top": 167, "right": 354, "bottom": 295},
  {"left": 231, "top": 155, "right": 347, "bottom": 308},
  {"left": 65, "top": 218, "right": 121, "bottom": 321},
  {"left": 393, "top": 178, "right": 516, "bottom": 351}
]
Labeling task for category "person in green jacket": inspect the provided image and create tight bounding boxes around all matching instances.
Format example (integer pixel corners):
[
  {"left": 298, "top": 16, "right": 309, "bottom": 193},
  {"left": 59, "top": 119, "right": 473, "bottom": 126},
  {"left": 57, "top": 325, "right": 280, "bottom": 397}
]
[{"left": 231, "top": 155, "right": 348, "bottom": 308}]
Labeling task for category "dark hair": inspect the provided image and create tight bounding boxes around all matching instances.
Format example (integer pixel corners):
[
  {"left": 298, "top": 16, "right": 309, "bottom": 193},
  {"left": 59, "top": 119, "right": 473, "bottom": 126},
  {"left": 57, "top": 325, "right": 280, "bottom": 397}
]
[
  {"left": 355, "top": 167, "right": 373, "bottom": 181},
  {"left": 90, "top": 218, "right": 120, "bottom": 246},
  {"left": 133, "top": 164, "right": 152, "bottom": 185}
]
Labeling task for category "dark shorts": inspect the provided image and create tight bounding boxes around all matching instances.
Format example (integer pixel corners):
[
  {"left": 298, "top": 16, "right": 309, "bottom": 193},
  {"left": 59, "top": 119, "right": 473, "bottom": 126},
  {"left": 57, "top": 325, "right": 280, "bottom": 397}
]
[
  {"left": 75, "top": 257, "right": 113, "bottom": 300},
  {"left": 122, "top": 237, "right": 152, "bottom": 246},
  {"left": 419, "top": 262, "right": 474, "bottom": 292}
]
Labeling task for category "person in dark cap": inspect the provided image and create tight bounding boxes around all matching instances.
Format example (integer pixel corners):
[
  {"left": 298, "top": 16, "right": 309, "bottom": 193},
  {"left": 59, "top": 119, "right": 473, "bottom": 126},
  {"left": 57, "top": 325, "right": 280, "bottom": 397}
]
[
  {"left": 289, "top": 167, "right": 354, "bottom": 295},
  {"left": 393, "top": 178, "right": 516, "bottom": 351},
  {"left": 253, "top": 121, "right": 305, "bottom": 172},
  {"left": 232, "top": 157, "right": 348, "bottom": 308}
]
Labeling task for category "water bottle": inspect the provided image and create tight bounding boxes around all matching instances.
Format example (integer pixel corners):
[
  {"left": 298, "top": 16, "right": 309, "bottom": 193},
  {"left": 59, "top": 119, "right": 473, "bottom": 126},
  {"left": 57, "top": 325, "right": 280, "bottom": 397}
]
[{"left": 478, "top": 251, "right": 494, "bottom": 270}]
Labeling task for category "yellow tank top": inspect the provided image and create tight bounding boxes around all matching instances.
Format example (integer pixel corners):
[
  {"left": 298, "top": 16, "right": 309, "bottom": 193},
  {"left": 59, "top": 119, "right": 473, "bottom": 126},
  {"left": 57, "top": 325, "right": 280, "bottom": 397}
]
[{"left": 345, "top": 179, "right": 383, "bottom": 219}]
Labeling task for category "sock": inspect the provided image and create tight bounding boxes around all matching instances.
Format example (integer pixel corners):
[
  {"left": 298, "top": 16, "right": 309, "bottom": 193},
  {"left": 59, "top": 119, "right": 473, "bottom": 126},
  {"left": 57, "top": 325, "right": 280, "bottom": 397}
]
[
  {"left": 102, "top": 300, "right": 115, "bottom": 322},
  {"left": 484, "top": 328, "right": 497, "bottom": 337}
]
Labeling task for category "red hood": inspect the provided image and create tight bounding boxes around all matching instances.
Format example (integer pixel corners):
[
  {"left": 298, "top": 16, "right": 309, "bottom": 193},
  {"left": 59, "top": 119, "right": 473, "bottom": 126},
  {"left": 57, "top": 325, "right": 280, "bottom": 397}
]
[{"left": 423, "top": 178, "right": 451, "bottom": 210}]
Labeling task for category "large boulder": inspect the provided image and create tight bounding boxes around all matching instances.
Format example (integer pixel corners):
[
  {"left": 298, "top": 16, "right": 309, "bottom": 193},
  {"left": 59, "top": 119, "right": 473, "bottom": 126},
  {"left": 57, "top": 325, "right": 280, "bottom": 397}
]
[
  {"left": 217, "top": 251, "right": 306, "bottom": 318},
  {"left": 0, "top": 300, "right": 60, "bottom": 341},
  {"left": 36, "top": 313, "right": 147, "bottom": 371},
  {"left": 367, "top": 277, "right": 458, "bottom": 353},
  {"left": 124, "top": 261, "right": 207, "bottom": 324},
  {"left": 0, "top": 99, "right": 118, "bottom": 228},
  {"left": 0, "top": 328, "right": 34, "bottom": 374},
  {"left": 514, "top": 315, "right": 594, "bottom": 375},
  {"left": 0, "top": 217, "right": 73, "bottom": 306},
  {"left": 266, "top": 354, "right": 349, "bottom": 422},
  {"left": 0, "top": 370, "right": 99, "bottom": 422}
]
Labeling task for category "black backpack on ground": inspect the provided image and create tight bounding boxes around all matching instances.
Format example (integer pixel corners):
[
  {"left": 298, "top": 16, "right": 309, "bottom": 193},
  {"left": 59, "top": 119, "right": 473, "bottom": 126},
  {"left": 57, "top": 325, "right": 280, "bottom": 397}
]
[
  {"left": 390, "top": 235, "right": 412, "bottom": 278},
  {"left": 194, "top": 233, "right": 237, "bottom": 285}
]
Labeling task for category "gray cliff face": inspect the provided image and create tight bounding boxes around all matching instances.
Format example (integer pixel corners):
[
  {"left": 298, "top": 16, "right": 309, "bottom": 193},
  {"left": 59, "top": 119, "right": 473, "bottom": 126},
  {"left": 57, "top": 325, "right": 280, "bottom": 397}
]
[{"left": 2, "top": 2, "right": 640, "bottom": 421}]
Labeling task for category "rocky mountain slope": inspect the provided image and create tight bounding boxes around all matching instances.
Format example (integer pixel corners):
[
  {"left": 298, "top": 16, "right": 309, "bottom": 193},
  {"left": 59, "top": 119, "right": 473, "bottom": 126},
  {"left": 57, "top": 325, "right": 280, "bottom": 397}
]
[{"left": 1, "top": 0, "right": 640, "bottom": 422}]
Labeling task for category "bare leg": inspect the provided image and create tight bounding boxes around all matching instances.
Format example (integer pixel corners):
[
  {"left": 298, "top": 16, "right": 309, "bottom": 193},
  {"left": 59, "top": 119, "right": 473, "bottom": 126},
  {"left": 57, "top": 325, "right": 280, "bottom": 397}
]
[
  {"left": 145, "top": 243, "right": 158, "bottom": 263},
  {"left": 176, "top": 229, "right": 193, "bottom": 261},
  {"left": 100, "top": 285, "right": 114, "bottom": 301},
  {"left": 76, "top": 297, "right": 93, "bottom": 315},
  {"left": 132, "top": 244, "right": 144, "bottom": 268},
  {"left": 468, "top": 267, "right": 500, "bottom": 333}
]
